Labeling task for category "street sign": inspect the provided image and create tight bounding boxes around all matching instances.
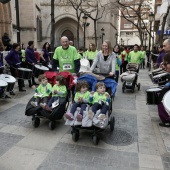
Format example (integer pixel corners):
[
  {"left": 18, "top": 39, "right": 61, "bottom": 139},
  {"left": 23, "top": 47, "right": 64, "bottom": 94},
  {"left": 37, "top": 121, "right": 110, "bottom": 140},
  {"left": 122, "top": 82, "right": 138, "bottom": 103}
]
[{"left": 157, "top": 30, "right": 170, "bottom": 35}]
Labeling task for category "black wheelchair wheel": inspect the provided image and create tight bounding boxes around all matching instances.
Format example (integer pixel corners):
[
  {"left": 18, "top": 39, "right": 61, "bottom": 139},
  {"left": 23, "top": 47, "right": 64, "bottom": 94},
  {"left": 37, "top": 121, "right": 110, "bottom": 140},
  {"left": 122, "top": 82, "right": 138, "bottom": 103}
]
[{"left": 32, "top": 117, "right": 40, "bottom": 128}]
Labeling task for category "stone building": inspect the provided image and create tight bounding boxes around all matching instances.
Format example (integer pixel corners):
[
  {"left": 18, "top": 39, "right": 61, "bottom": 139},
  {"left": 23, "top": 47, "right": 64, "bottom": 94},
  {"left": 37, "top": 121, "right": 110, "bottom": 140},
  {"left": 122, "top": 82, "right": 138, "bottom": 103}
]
[{"left": 0, "top": 0, "right": 118, "bottom": 51}]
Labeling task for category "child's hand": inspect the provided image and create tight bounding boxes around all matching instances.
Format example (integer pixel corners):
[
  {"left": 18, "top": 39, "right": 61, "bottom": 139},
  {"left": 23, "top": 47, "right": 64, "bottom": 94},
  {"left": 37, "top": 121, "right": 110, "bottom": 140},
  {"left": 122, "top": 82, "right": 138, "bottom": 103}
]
[
  {"left": 32, "top": 85, "right": 36, "bottom": 89},
  {"left": 54, "top": 90, "right": 57, "bottom": 94},
  {"left": 90, "top": 91, "right": 94, "bottom": 95},
  {"left": 78, "top": 97, "right": 82, "bottom": 102},
  {"left": 105, "top": 93, "right": 110, "bottom": 98}
]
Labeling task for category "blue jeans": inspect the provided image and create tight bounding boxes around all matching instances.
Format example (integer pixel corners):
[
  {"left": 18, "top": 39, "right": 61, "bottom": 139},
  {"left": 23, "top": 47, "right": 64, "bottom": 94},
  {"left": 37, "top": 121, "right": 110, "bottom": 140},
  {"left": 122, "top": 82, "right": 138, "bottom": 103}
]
[
  {"left": 48, "top": 96, "right": 59, "bottom": 107},
  {"left": 70, "top": 103, "right": 87, "bottom": 115},
  {"left": 91, "top": 103, "right": 109, "bottom": 115}
]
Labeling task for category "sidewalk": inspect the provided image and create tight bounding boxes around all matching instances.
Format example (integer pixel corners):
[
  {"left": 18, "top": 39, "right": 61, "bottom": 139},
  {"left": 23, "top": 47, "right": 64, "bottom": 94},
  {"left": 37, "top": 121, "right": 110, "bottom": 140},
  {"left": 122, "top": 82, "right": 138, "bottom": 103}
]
[{"left": 0, "top": 69, "right": 170, "bottom": 170}]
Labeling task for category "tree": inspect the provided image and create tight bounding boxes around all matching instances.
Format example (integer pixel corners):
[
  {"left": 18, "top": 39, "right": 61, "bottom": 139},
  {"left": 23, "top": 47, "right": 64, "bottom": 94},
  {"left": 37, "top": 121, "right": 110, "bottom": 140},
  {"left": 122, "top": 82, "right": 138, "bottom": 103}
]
[
  {"left": 67, "top": 0, "right": 85, "bottom": 49},
  {"left": 159, "top": 4, "right": 170, "bottom": 45},
  {"left": 115, "top": 0, "right": 153, "bottom": 46},
  {"left": 50, "top": 0, "right": 55, "bottom": 52},
  {"left": 80, "top": 0, "right": 106, "bottom": 46}
]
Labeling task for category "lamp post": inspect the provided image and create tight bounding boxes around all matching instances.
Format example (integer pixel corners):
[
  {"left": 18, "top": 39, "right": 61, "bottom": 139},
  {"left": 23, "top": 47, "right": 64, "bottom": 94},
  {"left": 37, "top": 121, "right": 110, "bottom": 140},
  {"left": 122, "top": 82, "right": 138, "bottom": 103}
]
[
  {"left": 145, "top": 33, "right": 147, "bottom": 48},
  {"left": 101, "top": 28, "right": 105, "bottom": 43},
  {"left": 115, "top": 33, "right": 118, "bottom": 44},
  {"left": 147, "top": 12, "right": 154, "bottom": 67},
  {"left": 141, "top": 26, "right": 145, "bottom": 45},
  {"left": 82, "top": 14, "right": 88, "bottom": 49}
]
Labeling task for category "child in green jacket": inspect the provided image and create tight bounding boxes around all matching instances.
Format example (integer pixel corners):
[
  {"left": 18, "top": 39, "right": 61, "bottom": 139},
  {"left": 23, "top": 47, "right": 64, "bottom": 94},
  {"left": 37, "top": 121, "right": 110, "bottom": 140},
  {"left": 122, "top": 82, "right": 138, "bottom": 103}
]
[
  {"left": 31, "top": 74, "right": 52, "bottom": 107},
  {"left": 65, "top": 80, "right": 90, "bottom": 121},
  {"left": 42, "top": 75, "right": 67, "bottom": 112},
  {"left": 88, "top": 82, "right": 110, "bottom": 120}
]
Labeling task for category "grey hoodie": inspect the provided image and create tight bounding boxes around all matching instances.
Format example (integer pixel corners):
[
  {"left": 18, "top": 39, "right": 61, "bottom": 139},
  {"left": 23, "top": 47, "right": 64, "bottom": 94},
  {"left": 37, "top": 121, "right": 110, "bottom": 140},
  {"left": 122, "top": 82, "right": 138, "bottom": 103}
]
[{"left": 90, "top": 51, "right": 116, "bottom": 74}]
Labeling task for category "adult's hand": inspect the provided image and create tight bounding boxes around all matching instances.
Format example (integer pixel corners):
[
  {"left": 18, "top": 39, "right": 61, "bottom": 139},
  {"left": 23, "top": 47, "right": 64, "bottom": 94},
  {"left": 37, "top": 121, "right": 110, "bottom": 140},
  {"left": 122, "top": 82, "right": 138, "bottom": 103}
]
[{"left": 109, "top": 72, "right": 114, "bottom": 76}]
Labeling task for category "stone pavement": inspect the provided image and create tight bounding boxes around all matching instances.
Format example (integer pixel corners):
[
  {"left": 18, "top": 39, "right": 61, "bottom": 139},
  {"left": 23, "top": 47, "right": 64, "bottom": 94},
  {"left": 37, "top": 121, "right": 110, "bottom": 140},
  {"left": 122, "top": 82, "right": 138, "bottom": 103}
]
[{"left": 0, "top": 69, "right": 170, "bottom": 170}]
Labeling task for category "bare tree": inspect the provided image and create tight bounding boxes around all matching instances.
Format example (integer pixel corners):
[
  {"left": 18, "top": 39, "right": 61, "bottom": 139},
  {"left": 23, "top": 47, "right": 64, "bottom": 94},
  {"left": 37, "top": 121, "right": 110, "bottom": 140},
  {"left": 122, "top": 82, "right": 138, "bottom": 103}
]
[
  {"left": 160, "top": 5, "right": 170, "bottom": 44},
  {"left": 50, "top": 0, "right": 55, "bottom": 52},
  {"left": 80, "top": 0, "right": 106, "bottom": 46},
  {"left": 66, "top": 0, "right": 85, "bottom": 49},
  {"left": 116, "top": 0, "right": 152, "bottom": 46}
]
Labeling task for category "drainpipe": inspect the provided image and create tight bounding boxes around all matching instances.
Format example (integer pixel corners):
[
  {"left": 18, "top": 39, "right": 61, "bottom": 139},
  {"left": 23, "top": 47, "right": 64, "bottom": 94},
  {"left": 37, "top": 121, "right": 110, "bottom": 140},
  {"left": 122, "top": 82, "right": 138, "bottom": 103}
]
[{"left": 15, "top": 0, "right": 20, "bottom": 43}]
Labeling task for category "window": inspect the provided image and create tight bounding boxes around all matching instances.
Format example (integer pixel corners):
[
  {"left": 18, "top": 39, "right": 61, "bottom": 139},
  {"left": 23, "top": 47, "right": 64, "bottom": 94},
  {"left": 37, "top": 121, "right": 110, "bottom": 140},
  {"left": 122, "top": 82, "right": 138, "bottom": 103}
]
[
  {"left": 126, "top": 32, "right": 133, "bottom": 36},
  {"left": 124, "top": 24, "right": 133, "bottom": 28}
]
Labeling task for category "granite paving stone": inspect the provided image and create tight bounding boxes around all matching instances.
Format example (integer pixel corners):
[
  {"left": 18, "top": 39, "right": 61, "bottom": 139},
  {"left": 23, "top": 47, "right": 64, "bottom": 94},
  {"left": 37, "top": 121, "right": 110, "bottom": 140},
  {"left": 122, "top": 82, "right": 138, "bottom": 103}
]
[
  {"left": 38, "top": 142, "right": 139, "bottom": 170},
  {"left": 0, "top": 132, "right": 24, "bottom": 157}
]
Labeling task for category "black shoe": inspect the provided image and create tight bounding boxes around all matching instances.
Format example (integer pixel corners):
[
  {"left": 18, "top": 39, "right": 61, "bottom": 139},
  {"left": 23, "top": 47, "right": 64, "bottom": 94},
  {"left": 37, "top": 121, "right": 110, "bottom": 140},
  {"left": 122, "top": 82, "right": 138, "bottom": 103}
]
[
  {"left": 5, "top": 95, "right": 11, "bottom": 98},
  {"left": 19, "top": 89, "right": 26, "bottom": 92},
  {"left": 159, "top": 122, "right": 170, "bottom": 127},
  {"left": 10, "top": 91, "right": 15, "bottom": 95},
  {"left": 29, "top": 84, "right": 32, "bottom": 88}
]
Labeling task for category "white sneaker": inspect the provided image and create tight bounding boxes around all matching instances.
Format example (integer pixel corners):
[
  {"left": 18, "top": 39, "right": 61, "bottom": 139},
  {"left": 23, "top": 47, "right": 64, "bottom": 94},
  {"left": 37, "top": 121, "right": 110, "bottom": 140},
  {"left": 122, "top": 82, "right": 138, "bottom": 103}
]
[
  {"left": 88, "top": 110, "right": 94, "bottom": 119},
  {"left": 31, "top": 101, "right": 38, "bottom": 107},
  {"left": 98, "top": 114, "right": 106, "bottom": 120}
]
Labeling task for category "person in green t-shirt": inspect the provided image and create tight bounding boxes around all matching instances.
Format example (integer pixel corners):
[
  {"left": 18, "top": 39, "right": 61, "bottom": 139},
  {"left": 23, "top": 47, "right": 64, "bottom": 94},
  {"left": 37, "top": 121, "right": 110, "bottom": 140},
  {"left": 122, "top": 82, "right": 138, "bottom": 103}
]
[
  {"left": 65, "top": 80, "right": 90, "bottom": 122},
  {"left": 88, "top": 82, "right": 111, "bottom": 120},
  {"left": 85, "top": 43, "right": 98, "bottom": 66},
  {"left": 42, "top": 75, "right": 67, "bottom": 112},
  {"left": 52, "top": 36, "right": 80, "bottom": 73},
  {"left": 140, "top": 46, "right": 146, "bottom": 69},
  {"left": 128, "top": 44, "right": 143, "bottom": 64},
  {"left": 31, "top": 74, "right": 52, "bottom": 107}
]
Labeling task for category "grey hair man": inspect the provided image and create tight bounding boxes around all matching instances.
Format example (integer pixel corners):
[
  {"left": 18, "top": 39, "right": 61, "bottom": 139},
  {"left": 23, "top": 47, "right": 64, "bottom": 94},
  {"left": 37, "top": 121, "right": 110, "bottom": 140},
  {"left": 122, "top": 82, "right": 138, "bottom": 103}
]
[{"left": 163, "top": 39, "right": 170, "bottom": 53}]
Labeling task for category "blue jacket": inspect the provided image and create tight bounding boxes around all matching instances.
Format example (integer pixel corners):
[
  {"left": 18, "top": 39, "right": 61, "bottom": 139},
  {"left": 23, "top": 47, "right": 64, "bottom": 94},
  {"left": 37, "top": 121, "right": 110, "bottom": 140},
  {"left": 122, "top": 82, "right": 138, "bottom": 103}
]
[
  {"left": 77, "top": 74, "right": 98, "bottom": 91},
  {"left": 0, "top": 52, "right": 4, "bottom": 68},
  {"left": 98, "top": 78, "right": 117, "bottom": 95},
  {"left": 77, "top": 74, "right": 117, "bottom": 96},
  {"left": 25, "top": 47, "right": 37, "bottom": 64},
  {"left": 5, "top": 49, "right": 21, "bottom": 68}
]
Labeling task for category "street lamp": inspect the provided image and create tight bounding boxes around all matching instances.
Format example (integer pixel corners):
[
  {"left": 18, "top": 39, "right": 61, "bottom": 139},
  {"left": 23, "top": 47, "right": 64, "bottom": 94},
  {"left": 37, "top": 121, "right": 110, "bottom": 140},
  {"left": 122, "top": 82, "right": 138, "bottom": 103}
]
[
  {"left": 145, "top": 33, "right": 147, "bottom": 48},
  {"left": 101, "top": 28, "right": 105, "bottom": 43},
  {"left": 115, "top": 33, "right": 118, "bottom": 44},
  {"left": 82, "top": 14, "right": 88, "bottom": 49},
  {"left": 120, "top": 38, "right": 124, "bottom": 46},
  {"left": 141, "top": 26, "right": 145, "bottom": 45},
  {"left": 147, "top": 12, "right": 154, "bottom": 67}
]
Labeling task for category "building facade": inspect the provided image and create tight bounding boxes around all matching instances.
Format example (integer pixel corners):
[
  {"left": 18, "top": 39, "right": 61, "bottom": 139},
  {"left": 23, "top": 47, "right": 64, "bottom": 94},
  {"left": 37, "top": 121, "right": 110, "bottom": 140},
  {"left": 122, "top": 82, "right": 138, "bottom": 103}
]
[{"left": 0, "top": 0, "right": 119, "bottom": 51}]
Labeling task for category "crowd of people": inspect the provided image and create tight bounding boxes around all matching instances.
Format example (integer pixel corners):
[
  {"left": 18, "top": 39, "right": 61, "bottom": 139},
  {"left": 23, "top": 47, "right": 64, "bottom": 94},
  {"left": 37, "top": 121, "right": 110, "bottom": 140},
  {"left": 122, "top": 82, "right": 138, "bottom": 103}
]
[{"left": 0, "top": 34, "right": 170, "bottom": 127}]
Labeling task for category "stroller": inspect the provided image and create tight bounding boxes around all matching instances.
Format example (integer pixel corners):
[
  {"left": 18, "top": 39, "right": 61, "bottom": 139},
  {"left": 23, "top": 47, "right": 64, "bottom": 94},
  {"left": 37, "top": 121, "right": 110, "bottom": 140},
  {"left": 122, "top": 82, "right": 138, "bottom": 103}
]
[
  {"left": 120, "top": 63, "right": 140, "bottom": 93},
  {"left": 65, "top": 73, "right": 117, "bottom": 145},
  {"left": 25, "top": 71, "right": 75, "bottom": 130}
]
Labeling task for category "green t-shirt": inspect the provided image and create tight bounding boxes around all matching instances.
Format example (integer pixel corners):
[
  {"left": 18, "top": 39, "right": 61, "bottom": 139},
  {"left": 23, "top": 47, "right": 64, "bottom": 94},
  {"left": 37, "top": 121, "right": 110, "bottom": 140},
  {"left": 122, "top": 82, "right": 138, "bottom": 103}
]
[
  {"left": 140, "top": 51, "right": 146, "bottom": 59},
  {"left": 74, "top": 91, "right": 90, "bottom": 103},
  {"left": 53, "top": 46, "right": 79, "bottom": 73},
  {"left": 116, "top": 54, "right": 121, "bottom": 70},
  {"left": 91, "top": 92, "right": 110, "bottom": 104},
  {"left": 21, "top": 49, "right": 26, "bottom": 62},
  {"left": 85, "top": 50, "right": 98, "bottom": 60},
  {"left": 128, "top": 51, "right": 142, "bottom": 64},
  {"left": 34, "top": 83, "right": 52, "bottom": 98},
  {"left": 52, "top": 84, "right": 67, "bottom": 97}
]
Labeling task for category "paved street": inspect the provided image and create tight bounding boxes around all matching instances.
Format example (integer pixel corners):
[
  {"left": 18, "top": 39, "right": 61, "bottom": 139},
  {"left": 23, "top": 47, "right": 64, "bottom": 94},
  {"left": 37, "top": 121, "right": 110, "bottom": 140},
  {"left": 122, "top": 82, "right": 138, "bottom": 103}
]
[{"left": 0, "top": 68, "right": 170, "bottom": 170}]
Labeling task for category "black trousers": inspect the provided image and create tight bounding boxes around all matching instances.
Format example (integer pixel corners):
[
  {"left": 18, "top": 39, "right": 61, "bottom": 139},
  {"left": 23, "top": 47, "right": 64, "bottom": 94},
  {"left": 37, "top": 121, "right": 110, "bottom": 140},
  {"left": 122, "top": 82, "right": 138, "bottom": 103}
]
[
  {"left": 26, "top": 63, "right": 36, "bottom": 86},
  {"left": 10, "top": 66, "right": 23, "bottom": 89}
]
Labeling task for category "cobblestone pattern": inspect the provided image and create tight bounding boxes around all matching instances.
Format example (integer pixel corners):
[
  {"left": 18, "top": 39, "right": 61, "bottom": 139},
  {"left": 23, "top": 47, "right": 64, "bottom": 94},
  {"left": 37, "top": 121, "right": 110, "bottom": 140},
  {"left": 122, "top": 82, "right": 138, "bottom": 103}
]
[
  {"left": 113, "top": 111, "right": 138, "bottom": 142},
  {"left": 0, "top": 132, "right": 24, "bottom": 157},
  {"left": 38, "top": 142, "right": 139, "bottom": 170},
  {"left": 112, "top": 96, "right": 136, "bottom": 110},
  {"left": 162, "top": 153, "right": 170, "bottom": 170},
  {"left": 0, "top": 104, "right": 31, "bottom": 128}
]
